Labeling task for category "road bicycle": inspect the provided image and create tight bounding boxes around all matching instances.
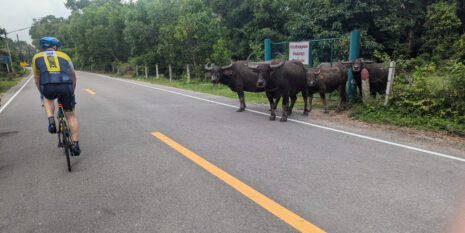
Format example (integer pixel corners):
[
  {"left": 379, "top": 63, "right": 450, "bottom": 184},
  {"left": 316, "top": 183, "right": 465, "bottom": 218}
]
[{"left": 41, "top": 95, "right": 74, "bottom": 172}]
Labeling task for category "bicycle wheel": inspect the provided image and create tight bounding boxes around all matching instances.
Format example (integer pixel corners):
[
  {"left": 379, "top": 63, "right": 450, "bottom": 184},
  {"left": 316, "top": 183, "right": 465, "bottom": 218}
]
[{"left": 61, "top": 121, "right": 72, "bottom": 172}]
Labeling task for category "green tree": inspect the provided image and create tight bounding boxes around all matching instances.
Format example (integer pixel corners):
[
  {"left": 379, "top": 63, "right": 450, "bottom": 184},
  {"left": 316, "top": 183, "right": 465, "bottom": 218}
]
[
  {"left": 68, "top": 1, "right": 129, "bottom": 70},
  {"left": 29, "top": 15, "right": 67, "bottom": 49},
  {"left": 421, "top": 1, "right": 462, "bottom": 60}
]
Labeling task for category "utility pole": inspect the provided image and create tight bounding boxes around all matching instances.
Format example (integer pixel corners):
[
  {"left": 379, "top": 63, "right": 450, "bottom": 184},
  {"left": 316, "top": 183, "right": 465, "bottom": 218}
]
[
  {"left": 4, "top": 32, "right": 15, "bottom": 74},
  {"left": 2, "top": 26, "right": 32, "bottom": 75}
]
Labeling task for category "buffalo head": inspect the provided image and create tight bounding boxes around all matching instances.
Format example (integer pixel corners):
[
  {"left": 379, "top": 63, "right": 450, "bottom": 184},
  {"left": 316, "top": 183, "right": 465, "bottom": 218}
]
[
  {"left": 246, "top": 53, "right": 285, "bottom": 88},
  {"left": 204, "top": 60, "right": 233, "bottom": 84},
  {"left": 341, "top": 58, "right": 373, "bottom": 74},
  {"left": 306, "top": 69, "right": 320, "bottom": 87}
]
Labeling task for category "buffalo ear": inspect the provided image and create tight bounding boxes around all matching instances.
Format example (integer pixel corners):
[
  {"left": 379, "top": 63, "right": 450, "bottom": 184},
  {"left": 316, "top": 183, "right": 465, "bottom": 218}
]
[
  {"left": 224, "top": 69, "right": 233, "bottom": 76},
  {"left": 204, "top": 72, "right": 212, "bottom": 78}
]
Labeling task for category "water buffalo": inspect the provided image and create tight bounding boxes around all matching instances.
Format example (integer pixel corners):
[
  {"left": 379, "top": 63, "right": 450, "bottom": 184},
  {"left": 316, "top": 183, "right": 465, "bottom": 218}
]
[
  {"left": 307, "top": 65, "right": 348, "bottom": 113},
  {"left": 318, "top": 62, "right": 346, "bottom": 70},
  {"left": 204, "top": 60, "right": 264, "bottom": 112},
  {"left": 342, "top": 58, "right": 408, "bottom": 97},
  {"left": 247, "top": 54, "right": 308, "bottom": 122}
]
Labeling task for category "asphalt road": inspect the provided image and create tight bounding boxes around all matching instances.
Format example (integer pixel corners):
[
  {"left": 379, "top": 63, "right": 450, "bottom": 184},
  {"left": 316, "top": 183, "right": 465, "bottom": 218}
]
[{"left": 1, "top": 71, "right": 465, "bottom": 233}]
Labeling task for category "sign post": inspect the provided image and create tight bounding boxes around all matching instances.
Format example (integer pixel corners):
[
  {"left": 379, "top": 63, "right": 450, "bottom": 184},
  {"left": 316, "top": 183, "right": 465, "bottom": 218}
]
[{"left": 289, "top": 41, "right": 310, "bottom": 65}]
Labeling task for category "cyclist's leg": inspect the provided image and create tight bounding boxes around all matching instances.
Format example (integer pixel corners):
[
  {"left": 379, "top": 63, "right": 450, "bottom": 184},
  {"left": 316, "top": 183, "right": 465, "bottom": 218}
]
[
  {"left": 64, "top": 111, "right": 79, "bottom": 141},
  {"left": 41, "top": 84, "right": 58, "bottom": 133},
  {"left": 41, "top": 84, "right": 57, "bottom": 117},
  {"left": 61, "top": 84, "right": 81, "bottom": 155},
  {"left": 43, "top": 97, "right": 55, "bottom": 117}
]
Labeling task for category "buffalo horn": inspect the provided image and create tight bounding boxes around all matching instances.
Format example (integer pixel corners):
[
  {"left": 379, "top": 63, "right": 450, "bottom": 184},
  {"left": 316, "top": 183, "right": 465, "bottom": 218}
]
[
  {"left": 204, "top": 62, "right": 213, "bottom": 71},
  {"left": 270, "top": 53, "right": 285, "bottom": 69},
  {"left": 361, "top": 59, "right": 374, "bottom": 64},
  {"left": 221, "top": 60, "right": 233, "bottom": 70},
  {"left": 246, "top": 53, "right": 258, "bottom": 70},
  {"left": 314, "top": 69, "right": 321, "bottom": 75},
  {"left": 340, "top": 60, "right": 351, "bottom": 64}
]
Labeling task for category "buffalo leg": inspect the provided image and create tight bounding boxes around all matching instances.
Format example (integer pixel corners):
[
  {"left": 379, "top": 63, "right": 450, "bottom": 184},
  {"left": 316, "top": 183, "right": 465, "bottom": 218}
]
[
  {"left": 302, "top": 90, "right": 309, "bottom": 115},
  {"left": 236, "top": 91, "right": 246, "bottom": 112},
  {"left": 336, "top": 85, "right": 347, "bottom": 112},
  {"left": 320, "top": 92, "right": 328, "bottom": 114},
  {"left": 280, "top": 95, "right": 289, "bottom": 122},
  {"left": 287, "top": 95, "right": 297, "bottom": 115},
  {"left": 308, "top": 93, "right": 313, "bottom": 112},
  {"left": 274, "top": 96, "right": 281, "bottom": 110},
  {"left": 266, "top": 92, "right": 276, "bottom": 121}
]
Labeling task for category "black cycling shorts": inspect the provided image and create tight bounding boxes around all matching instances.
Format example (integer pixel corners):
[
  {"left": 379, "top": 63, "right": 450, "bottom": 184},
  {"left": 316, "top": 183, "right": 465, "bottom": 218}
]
[{"left": 40, "top": 83, "right": 75, "bottom": 111}]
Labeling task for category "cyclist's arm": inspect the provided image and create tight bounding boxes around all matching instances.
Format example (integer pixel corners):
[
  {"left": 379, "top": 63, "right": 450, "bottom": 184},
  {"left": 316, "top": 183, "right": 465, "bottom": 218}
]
[
  {"left": 32, "top": 55, "right": 40, "bottom": 91},
  {"left": 69, "top": 61, "right": 76, "bottom": 90}
]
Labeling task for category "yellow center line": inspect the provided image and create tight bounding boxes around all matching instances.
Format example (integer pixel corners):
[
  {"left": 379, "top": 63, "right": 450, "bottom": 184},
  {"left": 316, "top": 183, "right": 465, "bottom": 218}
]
[
  {"left": 85, "top": 89, "right": 96, "bottom": 95},
  {"left": 152, "top": 132, "right": 326, "bottom": 233}
]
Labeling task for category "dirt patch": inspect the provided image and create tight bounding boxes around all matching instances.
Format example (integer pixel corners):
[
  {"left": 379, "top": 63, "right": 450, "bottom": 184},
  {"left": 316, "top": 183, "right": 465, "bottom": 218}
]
[{"left": 301, "top": 107, "right": 465, "bottom": 154}]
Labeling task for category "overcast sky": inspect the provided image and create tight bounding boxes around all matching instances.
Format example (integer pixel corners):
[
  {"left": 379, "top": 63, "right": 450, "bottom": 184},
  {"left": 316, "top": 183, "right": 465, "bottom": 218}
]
[{"left": 0, "top": 0, "right": 71, "bottom": 45}]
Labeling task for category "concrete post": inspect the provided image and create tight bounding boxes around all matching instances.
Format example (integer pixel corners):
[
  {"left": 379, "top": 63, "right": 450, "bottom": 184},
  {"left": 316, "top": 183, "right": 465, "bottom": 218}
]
[
  {"left": 136, "top": 65, "right": 139, "bottom": 76},
  {"left": 156, "top": 64, "right": 159, "bottom": 79},
  {"left": 361, "top": 68, "right": 370, "bottom": 101},
  {"left": 145, "top": 65, "right": 148, "bottom": 79},
  {"left": 186, "top": 64, "right": 190, "bottom": 83},
  {"left": 169, "top": 64, "right": 172, "bottom": 82},
  {"left": 384, "top": 61, "right": 396, "bottom": 106}
]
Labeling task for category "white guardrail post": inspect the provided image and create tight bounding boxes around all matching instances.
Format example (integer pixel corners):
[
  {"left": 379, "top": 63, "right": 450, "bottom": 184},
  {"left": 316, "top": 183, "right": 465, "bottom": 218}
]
[
  {"left": 187, "top": 64, "right": 190, "bottom": 83},
  {"left": 156, "top": 64, "right": 159, "bottom": 79},
  {"left": 384, "top": 61, "right": 396, "bottom": 106},
  {"left": 169, "top": 64, "right": 172, "bottom": 82}
]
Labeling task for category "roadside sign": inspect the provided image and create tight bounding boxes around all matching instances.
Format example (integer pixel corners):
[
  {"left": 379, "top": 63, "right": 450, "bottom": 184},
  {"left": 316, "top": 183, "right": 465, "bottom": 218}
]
[
  {"left": 289, "top": 42, "right": 310, "bottom": 65},
  {"left": 0, "top": 56, "right": 10, "bottom": 64}
]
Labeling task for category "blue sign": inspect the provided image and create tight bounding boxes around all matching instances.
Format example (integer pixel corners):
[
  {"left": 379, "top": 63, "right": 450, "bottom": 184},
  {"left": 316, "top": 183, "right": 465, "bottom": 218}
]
[{"left": 0, "top": 56, "right": 10, "bottom": 64}]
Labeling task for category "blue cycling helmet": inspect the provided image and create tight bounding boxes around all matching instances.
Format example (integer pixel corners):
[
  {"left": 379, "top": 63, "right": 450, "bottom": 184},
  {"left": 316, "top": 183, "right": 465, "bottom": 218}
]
[{"left": 39, "top": 37, "right": 62, "bottom": 49}]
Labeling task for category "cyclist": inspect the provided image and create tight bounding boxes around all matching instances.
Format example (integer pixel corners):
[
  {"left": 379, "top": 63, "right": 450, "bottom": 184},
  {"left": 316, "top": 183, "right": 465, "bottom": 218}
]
[{"left": 32, "top": 37, "right": 81, "bottom": 155}]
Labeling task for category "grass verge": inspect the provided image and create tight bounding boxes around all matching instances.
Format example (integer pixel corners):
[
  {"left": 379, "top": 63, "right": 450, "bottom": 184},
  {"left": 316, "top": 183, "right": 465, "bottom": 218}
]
[{"left": 0, "top": 69, "right": 31, "bottom": 97}]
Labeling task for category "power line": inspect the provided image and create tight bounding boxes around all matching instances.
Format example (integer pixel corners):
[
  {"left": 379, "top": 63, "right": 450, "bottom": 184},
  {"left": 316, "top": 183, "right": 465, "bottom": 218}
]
[{"left": 6, "top": 26, "right": 32, "bottom": 34}]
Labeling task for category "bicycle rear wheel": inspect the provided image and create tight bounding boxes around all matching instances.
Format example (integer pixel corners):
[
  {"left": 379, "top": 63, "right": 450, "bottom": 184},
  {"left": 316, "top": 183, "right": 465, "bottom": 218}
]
[{"left": 61, "top": 121, "right": 72, "bottom": 172}]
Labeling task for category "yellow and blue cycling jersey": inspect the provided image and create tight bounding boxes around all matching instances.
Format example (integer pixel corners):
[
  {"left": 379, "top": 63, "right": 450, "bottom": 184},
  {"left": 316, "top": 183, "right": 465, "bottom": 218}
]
[{"left": 32, "top": 51, "right": 74, "bottom": 85}]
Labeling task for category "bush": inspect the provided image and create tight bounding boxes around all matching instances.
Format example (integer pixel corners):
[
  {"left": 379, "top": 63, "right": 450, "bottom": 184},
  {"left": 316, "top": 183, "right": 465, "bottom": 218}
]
[
  {"left": 452, "top": 34, "right": 465, "bottom": 60},
  {"left": 447, "top": 60, "right": 465, "bottom": 101},
  {"left": 350, "top": 60, "right": 465, "bottom": 135},
  {"left": 117, "top": 63, "right": 133, "bottom": 76}
]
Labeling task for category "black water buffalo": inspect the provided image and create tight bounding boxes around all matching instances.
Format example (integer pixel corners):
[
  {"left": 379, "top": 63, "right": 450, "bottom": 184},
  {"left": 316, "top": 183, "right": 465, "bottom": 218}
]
[
  {"left": 204, "top": 60, "right": 264, "bottom": 112},
  {"left": 342, "top": 58, "right": 408, "bottom": 97},
  {"left": 246, "top": 54, "right": 308, "bottom": 122},
  {"left": 307, "top": 65, "right": 347, "bottom": 113}
]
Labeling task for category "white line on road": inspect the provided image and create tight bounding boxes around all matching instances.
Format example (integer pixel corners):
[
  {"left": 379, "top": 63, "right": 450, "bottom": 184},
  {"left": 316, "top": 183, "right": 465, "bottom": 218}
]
[
  {"left": 0, "top": 75, "right": 33, "bottom": 115},
  {"left": 91, "top": 72, "right": 465, "bottom": 163}
]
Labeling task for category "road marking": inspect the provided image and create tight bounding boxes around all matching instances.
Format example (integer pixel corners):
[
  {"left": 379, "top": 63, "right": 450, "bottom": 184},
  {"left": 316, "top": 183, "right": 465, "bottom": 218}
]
[
  {"left": 91, "top": 72, "right": 465, "bottom": 163},
  {"left": 152, "top": 132, "right": 326, "bottom": 233},
  {"left": 85, "top": 89, "right": 96, "bottom": 95},
  {"left": 0, "top": 75, "right": 33, "bottom": 115}
]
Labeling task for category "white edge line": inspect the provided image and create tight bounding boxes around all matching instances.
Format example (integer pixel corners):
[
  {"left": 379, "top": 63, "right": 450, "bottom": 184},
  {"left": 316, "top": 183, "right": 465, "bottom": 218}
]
[
  {"left": 91, "top": 72, "right": 465, "bottom": 163},
  {"left": 0, "top": 75, "right": 33, "bottom": 115}
]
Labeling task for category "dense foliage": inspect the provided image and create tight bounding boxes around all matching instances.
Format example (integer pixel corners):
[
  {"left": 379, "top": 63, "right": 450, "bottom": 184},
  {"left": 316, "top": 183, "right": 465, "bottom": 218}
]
[{"left": 24, "top": 0, "right": 465, "bottom": 134}]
